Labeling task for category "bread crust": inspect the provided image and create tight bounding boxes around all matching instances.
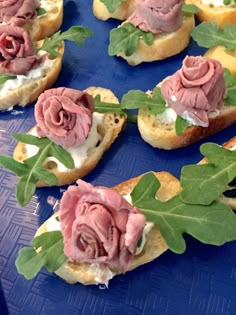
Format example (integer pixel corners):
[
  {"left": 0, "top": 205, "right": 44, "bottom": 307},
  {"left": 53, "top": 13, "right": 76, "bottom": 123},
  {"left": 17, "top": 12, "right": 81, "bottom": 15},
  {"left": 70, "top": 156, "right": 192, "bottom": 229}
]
[
  {"left": 93, "top": 0, "right": 135, "bottom": 20},
  {"left": 138, "top": 88, "right": 236, "bottom": 149},
  {"left": 35, "top": 171, "right": 180, "bottom": 284},
  {"left": 204, "top": 46, "right": 236, "bottom": 75},
  {"left": 116, "top": 15, "right": 195, "bottom": 65},
  {"left": 13, "top": 87, "right": 126, "bottom": 187},
  {"left": 185, "top": 0, "right": 236, "bottom": 29},
  {"left": 0, "top": 44, "right": 64, "bottom": 111},
  {"left": 24, "top": 0, "right": 63, "bottom": 40}
]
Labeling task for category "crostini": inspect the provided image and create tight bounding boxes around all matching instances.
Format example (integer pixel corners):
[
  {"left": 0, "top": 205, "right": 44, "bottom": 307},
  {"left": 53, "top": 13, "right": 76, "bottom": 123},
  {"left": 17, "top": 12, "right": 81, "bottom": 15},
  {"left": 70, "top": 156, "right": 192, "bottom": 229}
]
[
  {"left": 121, "top": 55, "right": 236, "bottom": 149},
  {"left": 0, "top": 0, "right": 63, "bottom": 40},
  {"left": 185, "top": 0, "right": 236, "bottom": 29},
  {"left": 0, "top": 25, "right": 92, "bottom": 111},
  {"left": 108, "top": 0, "right": 195, "bottom": 65},
  {"left": 15, "top": 169, "right": 236, "bottom": 284}
]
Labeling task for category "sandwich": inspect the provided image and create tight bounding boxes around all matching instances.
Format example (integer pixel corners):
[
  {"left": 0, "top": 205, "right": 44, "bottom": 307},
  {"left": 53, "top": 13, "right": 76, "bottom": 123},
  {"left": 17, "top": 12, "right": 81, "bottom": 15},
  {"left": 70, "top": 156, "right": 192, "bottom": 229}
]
[
  {"left": 0, "top": 86, "right": 126, "bottom": 206},
  {"left": 121, "top": 55, "right": 236, "bottom": 149},
  {"left": 93, "top": 0, "right": 135, "bottom": 21},
  {"left": 191, "top": 22, "right": 236, "bottom": 74},
  {"left": 0, "top": 0, "right": 63, "bottom": 40},
  {"left": 15, "top": 159, "right": 236, "bottom": 285},
  {"left": 0, "top": 25, "right": 92, "bottom": 111},
  {"left": 108, "top": 0, "right": 195, "bottom": 65},
  {"left": 185, "top": 0, "right": 236, "bottom": 29}
]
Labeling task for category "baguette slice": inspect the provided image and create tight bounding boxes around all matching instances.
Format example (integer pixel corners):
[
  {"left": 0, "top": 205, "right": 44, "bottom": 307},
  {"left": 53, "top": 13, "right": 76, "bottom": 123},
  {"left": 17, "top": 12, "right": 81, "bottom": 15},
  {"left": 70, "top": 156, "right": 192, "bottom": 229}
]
[
  {"left": 35, "top": 171, "right": 180, "bottom": 285},
  {"left": 138, "top": 105, "right": 236, "bottom": 149},
  {"left": 0, "top": 44, "right": 64, "bottom": 111},
  {"left": 185, "top": 0, "right": 236, "bottom": 29},
  {"left": 199, "top": 136, "right": 236, "bottom": 209},
  {"left": 23, "top": 0, "right": 63, "bottom": 40},
  {"left": 93, "top": 0, "right": 135, "bottom": 21},
  {"left": 204, "top": 46, "right": 236, "bottom": 75},
  {"left": 115, "top": 15, "right": 194, "bottom": 65},
  {"left": 13, "top": 87, "right": 126, "bottom": 187}
]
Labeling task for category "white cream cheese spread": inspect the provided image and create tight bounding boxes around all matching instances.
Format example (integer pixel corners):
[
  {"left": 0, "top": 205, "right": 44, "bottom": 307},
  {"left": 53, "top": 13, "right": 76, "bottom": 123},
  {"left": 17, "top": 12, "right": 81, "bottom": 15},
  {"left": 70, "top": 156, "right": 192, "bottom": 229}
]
[{"left": 0, "top": 56, "right": 56, "bottom": 95}]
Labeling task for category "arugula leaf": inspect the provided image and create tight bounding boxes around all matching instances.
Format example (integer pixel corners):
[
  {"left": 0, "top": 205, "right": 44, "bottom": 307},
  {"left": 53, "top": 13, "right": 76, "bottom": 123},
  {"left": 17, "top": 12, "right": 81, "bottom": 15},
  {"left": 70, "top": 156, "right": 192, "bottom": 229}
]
[
  {"left": 131, "top": 173, "right": 236, "bottom": 253},
  {"left": 180, "top": 143, "right": 236, "bottom": 205},
  {"left": 15, "top": 231, "right": 66, "bottom": 280},
  {"left": 121, "top": 87, "right": 166, "bottom": 114},
  {"left": 100, "top": 0, "right": 126, "bottom": 13},
  {"left": 181, "top": 3, "right": 201, "bottom": 14},
  {"left": 0, "top": 74, "right": 16, "bottom": 85},
  {"left": 191, "top": 22, "right": 236, "bottom": 50},
  {"left": 223, "top": 68, "right": 236, "bottom": 105},
  {"left": 0, "top": 134, "right": 75, "bottom": 207},
  {"left": 37, "top": 26, "right": 93, "bottom": 57},
  {"left": 37, "top": 7, "right": 46, "bottom": 16},
  {"left": 175, "top": 116, "right": 189, "bottom": 135},
  {"left": 108, "top": 23, "right": 154, "bottom": 57},
  {"left": 94, "top": 95, "right": 127, "bottom": 116},
  {"left": 94, "top": 95, "right": 138, "bottom": 122}
]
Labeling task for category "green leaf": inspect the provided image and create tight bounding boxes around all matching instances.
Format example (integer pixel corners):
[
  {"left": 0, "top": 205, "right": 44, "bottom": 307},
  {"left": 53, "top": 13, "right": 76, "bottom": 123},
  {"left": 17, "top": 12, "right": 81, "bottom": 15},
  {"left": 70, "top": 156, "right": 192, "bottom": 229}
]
[
  {"left": 37, "top": 26, "right": 93, "bottom": 57},
  {"left": 223, "top": 68, "right": 236, "bottom": 105},
  {"left": 0, "top": 156, "right": 28, "bottom": 176},
  {"left": 131, "top": 173, "right": 236, "bottom": 253},
  {"left": 34, "top": 168, "right": 58, "bottom": 186},
  {"left": 13, "top": 134, "right": 50, "bottom": 147},
  {"left": 180, "top": 143, "right": 236, "bottom": 205},
  {"left": 131, "top": 172, "right": 160, "bottom": 204},
  {"left": 37, "top": 7, "right": 46, "bottom": 16},
  {"left": 0, "top": 74, "right": 16, "bottom": 85},
  {"left": 0, "top": 135, "right": 75, "bottom": 207},
  {"left": 94, "top": 95, "right": 127, "bottom": 116},
  {"left": 191, "top": 22, "right": 236, "bottom": 50},
  {"left": 100, "top": 0, "right": 126, "bottom": 13},
  {"left": 108, "top": 23, "right": 154, "bottom": 57},
  {"left": 181, "top": 3, "right": 201, "bottom": 14},
  {"left": 49, "top": 143, "right": 75, "bottom": 169},
  {"left": 16, "top": 175, "right": 37, "bottom": 207},
  {"left": 175, "top": 116, "right": 189, "bottom": 135},
  {"left": 15, "top": 231, "right": 66, "bottom": 280},
  {"left": 121, "top": 87, "right": 166, "bottom": 114}
]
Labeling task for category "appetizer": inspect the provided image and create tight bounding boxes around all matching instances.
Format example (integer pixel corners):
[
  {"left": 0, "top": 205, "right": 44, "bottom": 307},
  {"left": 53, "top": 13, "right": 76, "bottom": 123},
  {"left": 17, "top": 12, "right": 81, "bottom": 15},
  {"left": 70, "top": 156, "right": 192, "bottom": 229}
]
[
  {"left": 15, "top": 163, "right": 236, "bottom": 285},
  {"left": 185, "top": 0, "right": 236, "bottom": 29},
  {"left": 121, "top": 55, "right": 236, "bottom": 149},
  {"left": 0, "top": 0, "right": 63, "bottom": 40},
  {"left": 0, "top": 86, "right": 126, "bottom": 206},
  {"left": 108, "top": 0, "right": 195, "bottom": 65},
  {"left": 0, "top": 25, "right": 92, "bottom": 110}
]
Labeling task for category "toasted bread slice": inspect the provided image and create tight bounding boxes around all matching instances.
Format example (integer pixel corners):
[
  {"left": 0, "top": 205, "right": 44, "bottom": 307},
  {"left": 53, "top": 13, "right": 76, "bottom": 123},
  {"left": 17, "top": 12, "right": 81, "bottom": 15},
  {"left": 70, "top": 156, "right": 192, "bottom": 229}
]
[
  {"left": 204, "top": 46, "right": 236, "bottom": 75},
  {"left": 35, "top": 171, "right": 180, "bottom": 285},
  {"left": 199, "top": 137, "right": 236, "bottom": 209},
  {"left": 138, "top": 105, "right": 236, "bottom": 149},
  {"left": 93, "top": 0, "right": 135, "bottom": 21},
  {"left": 13, "top": 87, "right": 126, "bottom": 187},
  {"left": 185, "top": 0, "right": 236, "bottom": 29},
  {"left": 23, "top": 0, "right": 63, "bottom": 40},
  {"left": 0, "top": 44, "right": 64, "bottom": 111},
  {"left": 115, "top": 15, "right": 194, "bottom": 65}
]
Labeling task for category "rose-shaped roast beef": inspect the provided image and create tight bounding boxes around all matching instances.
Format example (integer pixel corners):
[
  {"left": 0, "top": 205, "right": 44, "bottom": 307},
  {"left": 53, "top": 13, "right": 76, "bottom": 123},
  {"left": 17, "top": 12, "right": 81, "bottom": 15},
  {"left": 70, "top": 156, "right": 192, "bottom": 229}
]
[
  {"left": 0, "top": 0, "right": 40, "bottom": 27},
  {"left": 35, "top": 88, "right": 95, "bottom": 150},
  {"left": 161, "top": 56, "right": 226, "bottom": 127},
  {"left": 127, "top": 0, "right": 183, "bottom": 34},
  {"left": 59, "top": 180, "right": 146, "bottom": 272},
  {"left": 0, "top": 25, "right": 41, "bottom": 75}
]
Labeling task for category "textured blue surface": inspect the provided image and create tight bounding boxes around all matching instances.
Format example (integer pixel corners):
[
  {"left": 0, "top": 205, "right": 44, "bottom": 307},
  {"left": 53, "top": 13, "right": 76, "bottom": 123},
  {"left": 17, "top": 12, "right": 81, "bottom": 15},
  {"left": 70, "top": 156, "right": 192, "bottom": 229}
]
[{"left": 0, "top": 1, "right": 236, "bottom": 314}]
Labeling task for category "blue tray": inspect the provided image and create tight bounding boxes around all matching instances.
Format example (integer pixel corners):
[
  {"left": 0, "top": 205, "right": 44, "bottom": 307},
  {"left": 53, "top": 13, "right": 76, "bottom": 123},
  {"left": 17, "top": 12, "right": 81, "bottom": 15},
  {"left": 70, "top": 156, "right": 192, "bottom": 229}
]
[{"left": 1, "top": 1, "right": 236, "bottom": 314}]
